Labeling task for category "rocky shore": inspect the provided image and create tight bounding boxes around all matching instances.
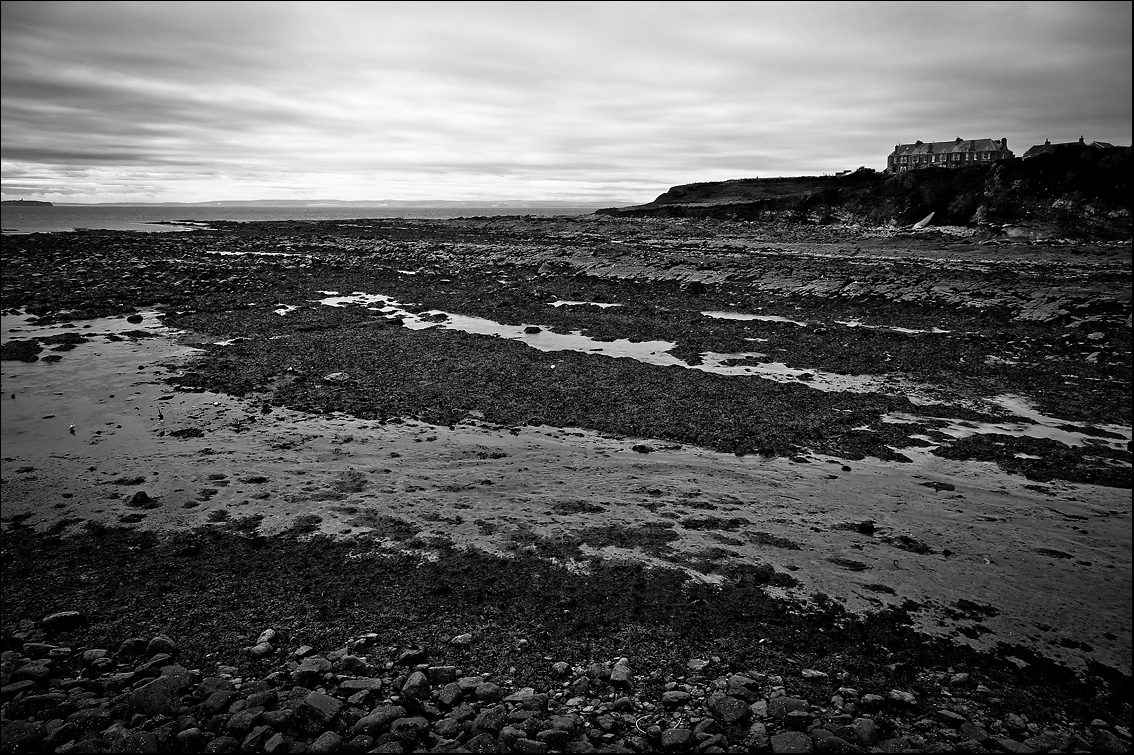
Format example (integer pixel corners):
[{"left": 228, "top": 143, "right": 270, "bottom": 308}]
[
  {"left": 4, "top": 629, "right": 1130, "bottom": 755},
  {"left": 2, "top": 526, "right": 1130, "bottom": 755},
  {"left": 2, "top": 217, "right": 1131, "bottom": 753}
]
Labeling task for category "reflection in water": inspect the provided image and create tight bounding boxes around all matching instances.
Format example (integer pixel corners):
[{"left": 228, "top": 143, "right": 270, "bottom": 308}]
[
  {"left": 702, "top": 310, "right": 808, "bottom": 326},
  {"left": 549, "top": 300, "right": 623, "bottom": 308},
  {"left": 883, "top": 392, "right": 1132, "bottom": 452}
]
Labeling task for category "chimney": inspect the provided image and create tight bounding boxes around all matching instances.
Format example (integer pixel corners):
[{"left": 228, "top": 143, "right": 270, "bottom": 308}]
[
  {"left": 1001, "top": 138, "right": 1008, "bottom": 150},
  {"left": 955, "top": 136, "right": 963, "bottom": 143},
  {"left": 1044, "top": 139, "right": 1050, "bottom": 145},
  {"left": 1079, "top": 135, "right": 1085, "bottom": 144}
]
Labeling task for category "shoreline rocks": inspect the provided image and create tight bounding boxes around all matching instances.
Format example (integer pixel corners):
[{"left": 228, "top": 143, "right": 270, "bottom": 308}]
[{"left": 3, "top": 629, "right": 1129, "bottom": 754}]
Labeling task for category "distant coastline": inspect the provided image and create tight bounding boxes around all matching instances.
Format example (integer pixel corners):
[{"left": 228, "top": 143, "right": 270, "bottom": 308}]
[
  {"left": 0, "top": 202, "right": 612, "bottom": 235},
  {"left": 1, "top": 199, "right": 53, "bottom": 206},
  {"left": 47, "top": 199, "right": 626, "bottom": 208}
]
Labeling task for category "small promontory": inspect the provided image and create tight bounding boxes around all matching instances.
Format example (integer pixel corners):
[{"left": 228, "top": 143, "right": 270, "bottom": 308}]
[
  {"left": 2, "top": 199, "right": 53, "bottom": 206},
  {"left": 599, "top": 144, "right": 1131, "bottom": 238}
]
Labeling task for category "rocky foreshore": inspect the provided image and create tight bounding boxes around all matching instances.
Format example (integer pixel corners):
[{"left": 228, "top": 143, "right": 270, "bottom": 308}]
[
  {"left": 2, "top": 218, "right": 1130, "bottom": 753},
  {"left": 3, "top": 621, "right": 1131, "bottom": 755}
]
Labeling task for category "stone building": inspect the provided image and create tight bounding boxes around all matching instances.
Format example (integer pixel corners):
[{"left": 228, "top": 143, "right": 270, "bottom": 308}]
[
  {"left": 1023, "top": 136, "right": 1115, "bottom": 158},
  {"left": 887, "top": 137, "right": 1013, "bottom": 172}
]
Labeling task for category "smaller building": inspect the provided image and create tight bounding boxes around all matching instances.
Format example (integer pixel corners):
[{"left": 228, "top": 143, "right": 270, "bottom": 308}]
[
  {"left": 1023, "top": 136, "right": 1115, "bottom": 158},
  {"left": 887, "top": 137, "right": 1012, "bottom": 172}
]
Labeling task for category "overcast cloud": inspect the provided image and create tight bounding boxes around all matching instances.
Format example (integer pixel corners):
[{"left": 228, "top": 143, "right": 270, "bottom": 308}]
[{"left": 2, "top": 1, "right": 1130, "bottom": 203}]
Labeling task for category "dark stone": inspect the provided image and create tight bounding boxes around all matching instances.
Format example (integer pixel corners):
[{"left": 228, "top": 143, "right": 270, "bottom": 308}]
[
  {"left": 1092, "top": 729, "right": 1129, "bottom": 754},
  {"left": 294, "top": 656, "right": 333, "bottom": 687},
  {"left": 811, "top": 728, "right": 865, "bottom": 753},
  {"left": 851, "top": 718, "right": 878, "bottom": 747},
  {"left": 475, "top": 681, "right": 505, "bottom": 702},
  {"left": 473, "top": 704, "right": 508, "bottom": 733},
  {"left": 437, "top": 681, "right": 462, "bottom": 707},
  {"left": 768, "top": 697, "right": 808, "bottom": 720},
  {"left": 12, "top": 660, "right": 53, "bottom": 682},
  {"left": 67, "top": 706, "right": 112, "bottom": 729},
  {"left": 514, "top": 738, "right": 550, "bottom": 754},
  {"left": 960, "top": 721, "right": 992, "bottom": 743},
  {"left": 396, "top": 646, "right": 428, "bottom": 666},
  {"left": 8, "top": 692, "right": 66, "bottom": 717},
  {"left": 339, "top": 677, "right": 384, "bottom": 693},
  {"left": 0, "top": 679, "right": 36, "bottom": 700},
  {"left": 135, "top": 652, "right": 174, "bottom": 676},
  {"left": 996, "top": 738, "right": 1037, "bottom": 754},
  {"left": 919, "top": 481, "right": 956, "bottom": 492},
  {"left": 536, "top": 729, "right": 572, "bottom": 748},
  {"left": 771, "top": 730, "right": 815, "bottom": 753},
  {"left": 707, "top": 692, "right": 751, "bottom": 723},
  {"left": 146, "top": 634, "right": 177, "bottom": 656},
  {"left": 401, "top": 670, "right": 430, "bottom": 699},
  {"left": 726, "top": 674, "right": 761, "bottom": 702},
  {"left": 390, "top": 716, "right": 430, "bottom": 743},
  {"left": 309, "top": 730, "right": 344, "bottom": 754},
  {"left": 661, "top": 727, "right": 695, "bottom": 751},
  {"left": 295, "top": 691, "right": 343, "bottom": 733},
  {"left": 344, "top": 734, "right": 375, "bottom": 752},
  {"left": 127, "top": 491, "right": 160, "bottom": 509},
  {"left": 242, "top": 726, "right": 274, "bottom": 752},
  {"left": 785, "top": 709, "right": 813, "bottom": 731},
  {"left": 226, "top": 707, "right": 264, "bottom": 735},
  {"left": 353, "top": 705, "right": 405, "bottom": 737},
  {"left": 205, "top": 735, "right": 241, "bottom": 753},
  {"left": 463, "top": 732, "right": 502, "bottom": 752},
  {"left": 132, "top": 669, "right": 190, "bottom": 714},
  {"left": 1, "top": 339, "right": 42, "bottom": 362},
  {"left": 1022, "top": 734, "right": 1055, "bottom": 752},
  {"left": 41, "top": 610, "right": 86, "bottom": 633},
  {"left": 0, "top": 720, "right": 46, "bottom": 752},
  {"left": 609, "top": 661, "right": 632, "bottom": 689}
]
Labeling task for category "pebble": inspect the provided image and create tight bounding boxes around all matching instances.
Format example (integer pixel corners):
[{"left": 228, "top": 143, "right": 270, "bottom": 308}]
[{"left": 0, "top": 631, "right": 1117, "bottom": 755}]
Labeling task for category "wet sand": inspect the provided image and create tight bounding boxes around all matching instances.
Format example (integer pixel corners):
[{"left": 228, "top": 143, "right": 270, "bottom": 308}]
[{"left": 2, "top": 308, "right": 1129, "bottom": 674}]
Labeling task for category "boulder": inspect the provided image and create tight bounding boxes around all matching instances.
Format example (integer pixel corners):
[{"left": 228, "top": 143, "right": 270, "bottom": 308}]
[{"left": 40, "top": 611, "right": 86, "bottom": 633}]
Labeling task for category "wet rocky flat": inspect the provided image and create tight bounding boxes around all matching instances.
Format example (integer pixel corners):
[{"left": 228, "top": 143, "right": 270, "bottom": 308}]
[{"left": 1, "top": 217, "right": 1130, "bottom": 753}]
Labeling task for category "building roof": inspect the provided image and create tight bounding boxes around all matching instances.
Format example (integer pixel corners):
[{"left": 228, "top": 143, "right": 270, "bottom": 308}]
[
  {"left": 889, "top": 138, "right": 1008, "bottom": 158},
  {"left": 1022, "top": 137, "right": 1116, "bottom": 158}
]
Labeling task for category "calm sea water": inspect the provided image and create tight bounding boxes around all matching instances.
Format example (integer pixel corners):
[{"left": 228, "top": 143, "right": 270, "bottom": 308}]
[{"left": 0, "top": 204, "right": 608, "bottom": 234}]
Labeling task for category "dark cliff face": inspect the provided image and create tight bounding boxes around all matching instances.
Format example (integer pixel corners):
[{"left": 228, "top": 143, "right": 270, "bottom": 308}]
[{"left": 599, "top": 146, "right": 1132, "bottom": 238}]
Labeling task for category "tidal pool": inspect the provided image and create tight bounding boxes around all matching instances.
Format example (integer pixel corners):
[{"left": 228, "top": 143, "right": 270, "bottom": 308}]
[
  {"left": 882, "top": 393, "right": 1132, "bottom": 452},
  {"left": 313, "top": 292, "right": 920, "bottom": 390},
  {"left": 549, "top": 300, "right": 622, "bottom": 308},
  {"left": 702, "top": 311, "right": 808, "bottom": 326}
]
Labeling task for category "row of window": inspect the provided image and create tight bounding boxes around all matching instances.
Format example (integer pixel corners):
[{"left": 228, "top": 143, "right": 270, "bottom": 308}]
[{"left": 890, "top": 151, "right": 1002, "bottom": 166}]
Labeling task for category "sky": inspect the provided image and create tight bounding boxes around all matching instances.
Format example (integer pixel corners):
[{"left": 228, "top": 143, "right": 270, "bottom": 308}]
[{"left": 1, "top": 1, "right": 1130, "bottom": 205}]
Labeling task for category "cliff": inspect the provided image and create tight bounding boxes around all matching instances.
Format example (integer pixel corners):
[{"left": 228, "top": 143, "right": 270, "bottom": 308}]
[
  {"left": 2, "top": 199, "right": 53, "bottom": 206},
  {"left": 599, "top": 145, "right": 1132, "bottom": 238}
]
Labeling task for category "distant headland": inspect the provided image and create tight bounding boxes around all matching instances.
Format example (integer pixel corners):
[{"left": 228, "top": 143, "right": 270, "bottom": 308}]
[{"left": 1, "top": 199, "right": 53, "bottom": 206}]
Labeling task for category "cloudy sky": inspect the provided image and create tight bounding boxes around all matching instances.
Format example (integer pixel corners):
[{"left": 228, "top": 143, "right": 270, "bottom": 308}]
[{"left": 2, "top": 1, "right": 1130, "bottom": 204}]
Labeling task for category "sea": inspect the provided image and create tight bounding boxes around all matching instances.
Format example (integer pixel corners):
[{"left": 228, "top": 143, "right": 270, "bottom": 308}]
[{"left": 0, "top": 204, "right": 611, "bottom": 235}]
